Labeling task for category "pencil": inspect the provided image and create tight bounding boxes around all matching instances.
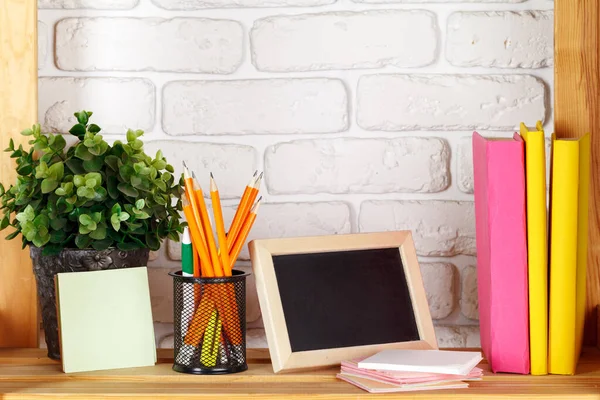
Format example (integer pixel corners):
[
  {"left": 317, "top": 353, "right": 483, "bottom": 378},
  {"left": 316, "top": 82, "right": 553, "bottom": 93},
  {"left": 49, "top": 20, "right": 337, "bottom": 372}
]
[
  {"left": 227, "top": 172, "right": 262, "bottom": 252},
  {"left": 182, "top": 196, "right": 214, "bottom": 277},
  {"left": 192, "top": 172, "right": 224, "bottom": 277},
  {"left": 183, "top": 162, "right": 209, "bottom": 266},
  {"left": 229, "top": 197, "right": 261, "bottom": 271},
  {"left": 210, "top": 173, "right": 231, "bottom": 276}
]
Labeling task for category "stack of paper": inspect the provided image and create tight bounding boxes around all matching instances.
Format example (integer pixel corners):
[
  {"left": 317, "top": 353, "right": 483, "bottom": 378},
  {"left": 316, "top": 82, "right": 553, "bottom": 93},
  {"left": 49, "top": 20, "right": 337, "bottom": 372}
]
[{"left": 337, "top": 350, "right": 483, "bottom": 393}]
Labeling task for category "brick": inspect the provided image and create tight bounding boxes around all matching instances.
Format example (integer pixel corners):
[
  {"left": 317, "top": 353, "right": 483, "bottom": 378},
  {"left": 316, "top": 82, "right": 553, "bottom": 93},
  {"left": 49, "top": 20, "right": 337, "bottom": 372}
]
[
  {"left": 461, "top": 266, "right": 479, "bottom": 320},
  {"left": 359, "top": 200, "right": 476, "bottom": 256},
  {"left": 447, "top": 11, "right": 553, "bottom": 68},
  {"left": 265, "top": 138, "right": 450, "bottom": 195},
  {"left": 247, "top": 328, "right": 268, "bottom": 348},
  {"left": 435, "top": 326, "right": 480, "bottom": 348},
  {"left": 152, "top": 0, "right": 335, "bottom": 9},
  {"left": 39, "top": 0, "right": 139, "bottom": 8},
  {"left": 353, "top": 0, "right": 524, "bottom": 2},
  {"left": 38, "top": 21, "right": 47, "bottom": 69},
  {"left": 357, "top": 74, "right": 545, "bottom": 131},
  {"left": 458, "top": 136, "right": 474, "bottom": 194},
  {"left": 55, "top": 17, "right": 243, "bottom": 73},
  {"left": 169, "top": 202, "right": 351, "bottom": 262},
  {"left": 143, "top": 141, "right": 257, "bottom": 199},
  {"left": 421, "top": 263, "right": 456, "bottom": 320},
  {"left": 251, "top": 10, "right": 437, "bottom": 72},
  {"left": 162, "top": 79, "right": 348, "bottom": 136},
  {"left": 39, "top": 77, "right": 155, "bottom": 134},
  {"left": 148, "top": 267, "right": 178, "bottom": 323}
]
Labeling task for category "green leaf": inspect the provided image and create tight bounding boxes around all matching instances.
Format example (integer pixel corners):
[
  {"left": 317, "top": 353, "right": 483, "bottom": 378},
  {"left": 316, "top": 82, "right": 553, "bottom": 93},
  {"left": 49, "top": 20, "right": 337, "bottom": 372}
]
[
  {"left": 94, "top": 187, "right": 107, "bottom": 202},
  {"left": 91, "top": 212, "right": 102, "bottom": 223},
  {"left": 74, "top": 111, "right": 91, "bottom": 125},
  {"left": 111, "top": 214, "right": 121, "bottom": 231},
  {"left": 16, "top": 205, "right": 35, "bottom": 223},
  {"left": 111, "top": 203, "right": 122, "bottom": 215},
  {"left": 104, "top": 155, "right": 119, "bottom": 172},
  {"left": 83, "top": 157, "right": 103, "bottom": 172},
  {"left": 145, "top": 231, "right": 160, "bottom": 250},
  {"left": 88, "top": 124, "right": 101, "bottom": 133},
  {"left": 89, "top": 224, "right": 107, "bottom": 240},
  {"left": 65, "top": 158, "right": 86, "bottom": 175},
  {"left": 75, "top": 234, "right": 92, "bottom": 249},
  {"left": 35, "top": 161, "right": 49, "bottom": 179},
  {"left": 0, "top": 215, "right": 9, "bottom": 230},
  {"left": 133, "top": 210, "right": 150, "bottom": 220},
  {"left": 92, "top": 238, "right": 113, "bottom": 251},
  {"left": 5, "top": 229, "right": 20, "bottom": 240},
  {"left": 33, "top": 214, "right": 50, "bottom": 229},
  {"left": 47, "top": 162, "right": 64, "bottom": 181},
  {"left": 119, "top": 212, "right": 130, "bottom": 221},
  {"left": 42, "top": 244, "right": 62, "bottom": 256},
  {"left": 135, "top": 199, "right": 145, "bottom": 210},
  {"left": 126, "top": 129, "right": 137, "bottom": 143},
  {"left": 50, "top": 229, "right": 66, "bottom": 243},
  {"left": 107, "top": 175, "right": 119, "bottom": 199},
  {"left": 79, "top": 214, "right": 93, "bottom": 226},
  {"left": 49, "top": 134, "right": 66, "bottom": 152},
  {"left": 154, "top": 179, "right": 167, "bottom": 192},
  {"left": 69, "top": 123, "right": 87, "bottom": 139},
  {"left": 117, "top": 183, "right": 139, "bottom": 197},
  {"left": 41, "top": 178, "right": 58, "bottom": 194},
  {"left": 73, "top": 175, "right": 86, "bottom": 187},
  {"left": 50, "top": 218, "right": 67, "bottom": 231},
  {"left": 21, "top": 128, "right": 33, "bottom": 136},
  {"left": 74, "top": 144, "right": 94, "bottom": 161}
]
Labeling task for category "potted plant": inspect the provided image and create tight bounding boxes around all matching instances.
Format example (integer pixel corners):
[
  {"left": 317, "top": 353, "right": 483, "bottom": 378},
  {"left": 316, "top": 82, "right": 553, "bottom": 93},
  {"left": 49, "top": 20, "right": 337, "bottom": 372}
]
[{"left": 0, "top": 110, "right": 185, "bottom": 360}]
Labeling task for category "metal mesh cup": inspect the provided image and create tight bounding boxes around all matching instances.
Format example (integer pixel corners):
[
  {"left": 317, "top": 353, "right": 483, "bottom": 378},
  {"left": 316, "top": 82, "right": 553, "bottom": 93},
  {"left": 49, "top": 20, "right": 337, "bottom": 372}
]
[{"left": 170, "top": 270, "right": 249, "bottom": 374}]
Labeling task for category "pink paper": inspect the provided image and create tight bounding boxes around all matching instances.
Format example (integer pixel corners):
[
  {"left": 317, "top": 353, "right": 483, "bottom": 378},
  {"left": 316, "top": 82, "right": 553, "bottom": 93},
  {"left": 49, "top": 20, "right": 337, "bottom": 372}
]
[
  {"left": 472, "top": 132, "right": 530, "bottom": 374},
  {"left": 341, "top": 359, "right": 482, "bottom": 385}
]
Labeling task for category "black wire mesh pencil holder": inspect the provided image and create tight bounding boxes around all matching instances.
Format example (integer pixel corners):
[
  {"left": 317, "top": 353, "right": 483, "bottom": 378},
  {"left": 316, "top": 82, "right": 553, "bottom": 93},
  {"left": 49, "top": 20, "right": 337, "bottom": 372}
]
[{"left": 170, "top": 270, "right": 249, "bottom": 374}]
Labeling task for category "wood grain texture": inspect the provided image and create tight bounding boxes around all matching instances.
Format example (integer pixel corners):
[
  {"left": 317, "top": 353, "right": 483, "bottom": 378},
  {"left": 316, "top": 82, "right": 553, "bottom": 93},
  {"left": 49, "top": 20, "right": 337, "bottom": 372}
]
[
  {"left": 0, "top": 0, "right": 39, "bottom": 348},
  {"left": 555, "top": 0, "right": 600, "bottom": 346},
  {"left": 0, "top": 348, "right": 600, "bottom": 399}
]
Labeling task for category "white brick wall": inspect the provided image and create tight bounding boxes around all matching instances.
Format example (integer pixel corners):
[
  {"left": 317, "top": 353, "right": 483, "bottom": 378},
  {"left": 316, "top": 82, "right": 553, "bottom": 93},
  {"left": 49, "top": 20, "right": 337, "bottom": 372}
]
[
  {"left": 251, "top": 10, "right": 438, "bottom": 71},
  {"left": 38, "top": 0, "right": 553, "bottom": 349}
]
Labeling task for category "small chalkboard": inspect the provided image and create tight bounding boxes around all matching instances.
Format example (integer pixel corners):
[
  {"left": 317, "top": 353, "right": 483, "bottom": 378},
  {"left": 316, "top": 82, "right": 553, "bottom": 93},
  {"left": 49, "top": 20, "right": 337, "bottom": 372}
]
[{"left": 249, "top": 231, "right": 437, "bottom": 373}]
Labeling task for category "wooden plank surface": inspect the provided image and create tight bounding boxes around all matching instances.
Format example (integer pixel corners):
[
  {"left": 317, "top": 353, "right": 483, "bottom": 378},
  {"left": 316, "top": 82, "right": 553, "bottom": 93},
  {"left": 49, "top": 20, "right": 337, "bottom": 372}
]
[
  {"left": 0, "top": 0, "right": 38, "bottom": 348},
  {"left": 555, "top": 0, "right": 600, "bottom": 346},
  {"left": 0, "top": 348, "right": 599, "bottom": 399}
]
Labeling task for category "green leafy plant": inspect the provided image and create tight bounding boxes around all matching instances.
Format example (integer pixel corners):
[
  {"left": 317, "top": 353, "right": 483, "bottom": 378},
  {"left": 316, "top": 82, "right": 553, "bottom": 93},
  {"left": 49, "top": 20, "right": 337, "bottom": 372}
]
[{"left": 0, "top": 110, "right": 185, "bottom": 255}]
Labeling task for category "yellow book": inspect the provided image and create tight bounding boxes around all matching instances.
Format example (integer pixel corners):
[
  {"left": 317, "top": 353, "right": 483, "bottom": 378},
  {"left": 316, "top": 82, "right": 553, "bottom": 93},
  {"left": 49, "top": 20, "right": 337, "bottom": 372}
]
[
  {"left": 575, "top": 134, "right": 591, "bottom": 361},
  {"left": 520, "top": 121, "right": 548, "bottom": 376},
  {"left": 548, "top": 133, "right": 590, "bottom": 375}
]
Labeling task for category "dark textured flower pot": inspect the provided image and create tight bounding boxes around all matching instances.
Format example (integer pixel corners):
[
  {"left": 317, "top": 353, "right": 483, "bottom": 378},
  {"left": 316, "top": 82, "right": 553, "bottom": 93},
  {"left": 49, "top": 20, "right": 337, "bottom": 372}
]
[{"left": 30, "top": 246, "right": 150, "bottom": 360}]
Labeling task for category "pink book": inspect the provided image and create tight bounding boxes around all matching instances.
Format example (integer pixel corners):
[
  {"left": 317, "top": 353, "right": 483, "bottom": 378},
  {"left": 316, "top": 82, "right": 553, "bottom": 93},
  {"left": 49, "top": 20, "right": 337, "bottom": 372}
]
[{"left": 472, "top": 132, "right": 529, "bottom": 374}]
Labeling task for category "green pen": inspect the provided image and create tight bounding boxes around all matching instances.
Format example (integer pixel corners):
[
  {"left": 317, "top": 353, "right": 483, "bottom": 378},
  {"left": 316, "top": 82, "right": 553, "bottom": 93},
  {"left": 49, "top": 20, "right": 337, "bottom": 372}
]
[
  {"left": 177, "top": 227, "right": 196, "bottom": 364},
  {"left": 182, "top": 227, "right": 194, "bottom": 277}
]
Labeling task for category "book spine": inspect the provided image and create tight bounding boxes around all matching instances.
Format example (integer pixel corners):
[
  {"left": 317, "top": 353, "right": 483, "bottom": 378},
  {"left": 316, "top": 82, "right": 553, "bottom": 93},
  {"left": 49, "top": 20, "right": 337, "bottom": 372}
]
[
  {"left": 548, "top": 137, "right": 580, "bottom": 375},
  {"left": 521, "top": 127, "right": 548, "bottom": 376}
]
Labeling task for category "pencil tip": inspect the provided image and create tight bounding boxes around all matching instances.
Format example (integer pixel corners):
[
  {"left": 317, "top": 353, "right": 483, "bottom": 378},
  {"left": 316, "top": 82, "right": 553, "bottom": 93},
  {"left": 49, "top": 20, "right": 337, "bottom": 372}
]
[
  {"left": 210, "top": 172, "right": 214, "bottom": 179},
  {"left": 253, "top": 170, "right": 258, "bottom": 177},
  {"left": 192, "top": 171, "right": 197, "bottom": 179},
  {"left": 182, "top": 160, "right": 188, "bottom": 169}
]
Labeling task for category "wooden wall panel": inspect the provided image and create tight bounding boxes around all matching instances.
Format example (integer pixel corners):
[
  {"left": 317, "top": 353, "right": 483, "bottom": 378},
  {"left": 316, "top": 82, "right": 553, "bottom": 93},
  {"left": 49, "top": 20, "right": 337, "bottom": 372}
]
[
  {"left": 0, "top": 0, "right": 38, "bottom": 347},
  {"left": 555, "top": 1, "right": 600, "bottom": 345}
]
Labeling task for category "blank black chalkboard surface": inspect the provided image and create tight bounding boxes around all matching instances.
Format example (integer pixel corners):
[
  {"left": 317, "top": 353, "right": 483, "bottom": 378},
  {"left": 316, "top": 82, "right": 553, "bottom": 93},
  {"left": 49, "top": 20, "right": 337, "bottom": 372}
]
[{"left": 249, "top": 231, "right": 437, "bottom": 373}]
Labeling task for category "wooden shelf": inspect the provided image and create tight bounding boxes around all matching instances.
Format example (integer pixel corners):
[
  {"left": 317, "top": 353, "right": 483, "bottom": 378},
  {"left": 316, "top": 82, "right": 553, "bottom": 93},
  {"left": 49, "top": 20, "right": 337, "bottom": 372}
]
[{"left": 1, "top": 348, "right": 600, "bottom": 399}]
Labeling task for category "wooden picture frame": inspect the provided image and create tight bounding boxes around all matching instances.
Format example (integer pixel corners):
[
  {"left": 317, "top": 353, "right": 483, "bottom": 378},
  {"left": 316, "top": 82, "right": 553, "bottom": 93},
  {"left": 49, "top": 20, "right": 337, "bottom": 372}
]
[{"left": 249, "top": 231, "right": 437, "bottom": 373}]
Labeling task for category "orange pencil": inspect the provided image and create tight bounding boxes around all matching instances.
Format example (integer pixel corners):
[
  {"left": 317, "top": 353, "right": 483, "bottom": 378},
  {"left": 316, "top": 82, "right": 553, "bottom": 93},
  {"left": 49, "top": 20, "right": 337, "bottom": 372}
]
[
  {"left": 227, "top": 172, "right": 262, "bottom": 252},
  {"left": 183, "top": 162, "right": 209, "bottom": 261},
  {"left": 229, "top": 197, "right": 261, "bottom": 271},
  {"left": 210, "top": 173, "right": 231, "bottom": 276},
  {"left": 227, "top": 172, "right": 256, "bottom": 241},
  {"left": 182, "top": 196, "right": 214, "bottom": 277},
  {"left": 192, "top": 172, "right": 224, "bottom": 277}
]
